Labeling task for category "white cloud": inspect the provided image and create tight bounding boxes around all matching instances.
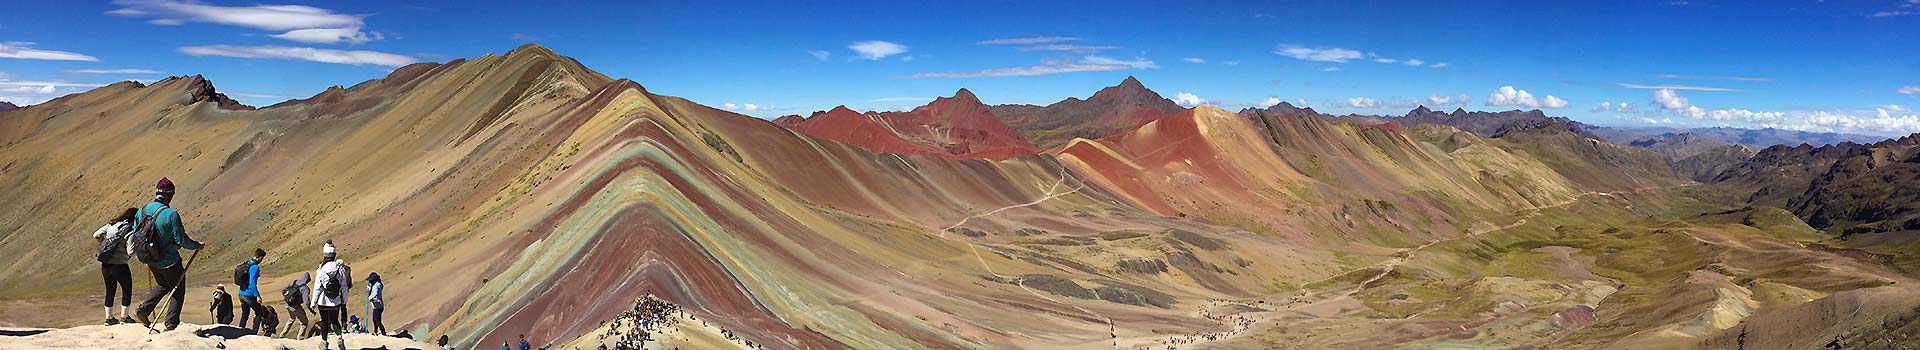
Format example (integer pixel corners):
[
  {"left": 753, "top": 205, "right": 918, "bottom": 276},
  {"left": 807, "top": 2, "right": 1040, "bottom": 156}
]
[
  {"left": 1182, "top": 57, "right": 1206, "bottom": 64},
  {"left": 1430, "top": 62, "right": 1450, "bottom": 68},
  {"left": 272, "top": 27, "right": 379, "bottom": 45},
  {"left": 1426, "top": 94, "right": 1453, "bottom": 106},
  {"left": 108, "top": 0, "right": 379, "bottom": 45},
  {"left": 1346, "top": 97, "right": 1379, "bottom": 108},
  {"left": 1321, "top": 66, "right": 1341, "bottom": 72},
  {"left": 509, "top": 33, "right": 537, "bottom": 42},
  {"left": 1274, "top": 45, "right": 1365, "bottom": 63},
  {"left": 178, "top": 45, "right": 419, "bottom": 67},
  {"left": 1258, "top": 96, "right": 1283, "bottom": 107},
  {"left": 1617, "top": 83, "right": 1738, "bottom": 91},
  {"left": 1542, "top": 95, "right": 1569, "bottom": 109},
  {"left": 1172, "top": 92, "right": 1209, "bottom": 107},
  {"left": 1402, "top": 59, "right": 1425, "bottom": 66},
  {"left": 65, "top": 68, "right": 165, "bottom": 75},
  {"left": 1873, "top": 10, "right": 1912, "bottom": 17},
  {"left": 1485, "top": 86, "right": 1568, "bottom": 109},
  {"left": 1640, "top": 117, "right": 1674, "bottom": 125},
  {"left": 978, "top": 36, "right": 1079, "bottom": 45},
  {"left": 1019, "top": 45, "right": 1120, "bottom": 53},
  {"left": 848, "top": 41, "right": 908, "bottom": 60},
  {"left": 1882, "top": 104, "right": 1911, "bottom": 113},
  {"left": 723, "top": 103, "right": 766, "bottom": 112},
  {"left": 1651, "top": 73, "right": 1771, "bottom": 82},
  {"left": 1651, "top": 88, "right": 1787, "bottom": 126},
  {"left": 1787, "top": 109, "right": 1920, "bottom": 135},
  {"left": 1900, "top": 85, "right": 1920, "bottom": 95},
  {"left": 900, "top": 56, "right": 1155, "bottom": 78},
  {"left": 1618, "top": 102, "right": 1637, "bottom": 113},
  {"left": 1373, "top": 58, "right": 1398, "bottom": 64},
  {"left": 1593, "top": 101, "right": 1613, "bottom": 112},
  {"left": 808, "top": 50, "right": 830, "bottom": 61},
  {"left": 0, "top": 42, "right": 99, "bottom": 61}
]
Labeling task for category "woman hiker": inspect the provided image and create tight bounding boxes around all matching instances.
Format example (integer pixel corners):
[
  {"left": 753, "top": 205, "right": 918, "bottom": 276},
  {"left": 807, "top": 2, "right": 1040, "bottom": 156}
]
[{"left": 91, "top": 208, "right": 139, "bottom": 325}]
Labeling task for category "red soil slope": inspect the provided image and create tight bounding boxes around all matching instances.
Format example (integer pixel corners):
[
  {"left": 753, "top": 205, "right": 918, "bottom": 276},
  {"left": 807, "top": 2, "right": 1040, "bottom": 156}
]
[{"left": 776, "top": 89, "right": 1040, "bottom": 159}]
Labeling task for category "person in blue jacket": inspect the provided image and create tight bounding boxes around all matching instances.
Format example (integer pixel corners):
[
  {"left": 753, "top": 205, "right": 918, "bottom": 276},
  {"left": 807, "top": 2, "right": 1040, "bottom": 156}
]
[
  {"left": 237, "top": 248, "right": 267, "bottom": 332},
  {"left": 134, "top": 177, "right": 204, "bottom": 331}
]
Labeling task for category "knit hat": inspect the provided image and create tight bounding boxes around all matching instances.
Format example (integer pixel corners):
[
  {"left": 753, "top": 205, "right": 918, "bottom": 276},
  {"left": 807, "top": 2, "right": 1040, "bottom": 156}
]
[
  {"left": 322, "top": 240, "right": 337, "bottom": 259},
  {"left": 155, "top": 177, "right": 176, "bottom": 195}
]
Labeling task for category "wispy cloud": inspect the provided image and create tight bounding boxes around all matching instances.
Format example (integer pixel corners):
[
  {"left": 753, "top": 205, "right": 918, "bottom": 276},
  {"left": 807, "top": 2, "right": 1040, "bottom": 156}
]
[
  {"left": 807, "top": 50, "right": 830, "bottom": 61},
  {"left": 1182, "top": 57, "right": 1205, "bottom": 64},
  {"left": 1430, "top": 62, "right": 1450, "bottom": 68},
  {"left": 1346, "top": 97, "right": 1379, "bottom": 108},
  {"left": 978, "top": 36, "right": 1079, "bottom": 45},
  {"left": 0, "top": 42, "right": 99, "bottom": 61},
  {"left": 1274, "top": 45, "right": 1364, "bottom": 62},
  {"left": 1018, "top": 45, "right": 1120, "bottom": 53},
  {"left": 1402, "top": 59, "right": 1425, "bottom": 66},
  {"left": 1900, "top": 85, "right": 1920, "bottom": 95},
  {"left": 509, "top": 33, "right": 538, "bottom": 42},
  {"left": 848, "top": 41, "right": 908, "bottom": 60},
  {"left": 1616, "top": 83, "right": 1739, "bottom": 91},
  {"left": 898, "top": 56, "right": 1154, "bottom": 79},
  {"left": 179, "top": 45, "right": 419, "bottom": 67},
  {"left": 108, "top": 0, "right": 381, "bottom": 45},
  {"left": 65, "top": 68, "right": 166, "bottom": 75},
  {"left": 1652, "top": 73, "right": 1771, "bottom": 82}
]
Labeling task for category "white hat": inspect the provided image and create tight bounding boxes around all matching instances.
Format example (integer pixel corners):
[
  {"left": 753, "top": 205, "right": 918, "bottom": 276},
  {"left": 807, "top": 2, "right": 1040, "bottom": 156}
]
[{"left": 323, "top": 241, "right": 337, "bottom": 258}]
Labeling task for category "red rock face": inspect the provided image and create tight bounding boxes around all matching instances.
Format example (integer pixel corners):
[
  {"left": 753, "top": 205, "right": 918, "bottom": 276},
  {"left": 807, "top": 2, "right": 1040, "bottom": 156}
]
[{"left": 776, "top": 89, "right": 1040, "bottom": 159}]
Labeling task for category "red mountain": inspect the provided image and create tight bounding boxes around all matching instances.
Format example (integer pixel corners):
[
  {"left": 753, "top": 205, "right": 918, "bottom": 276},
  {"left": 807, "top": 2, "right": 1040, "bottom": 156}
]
[
  {"left": 775, "top": 89, "right": 1040, "bottom": 159},
  {"left": 988, "top": 76, "right": 1185, "bottom": 148}
]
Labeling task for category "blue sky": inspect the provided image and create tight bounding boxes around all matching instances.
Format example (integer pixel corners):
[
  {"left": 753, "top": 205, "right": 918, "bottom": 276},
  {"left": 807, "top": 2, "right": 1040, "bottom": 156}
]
[{"left": 4, "top": 0, "right": 1919, "bottom": 135}]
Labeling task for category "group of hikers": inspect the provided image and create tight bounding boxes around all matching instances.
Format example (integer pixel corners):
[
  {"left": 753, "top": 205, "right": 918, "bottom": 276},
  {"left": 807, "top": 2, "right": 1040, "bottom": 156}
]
[{"left": 89, "top": 178, "right": 393, "bottom": 349}]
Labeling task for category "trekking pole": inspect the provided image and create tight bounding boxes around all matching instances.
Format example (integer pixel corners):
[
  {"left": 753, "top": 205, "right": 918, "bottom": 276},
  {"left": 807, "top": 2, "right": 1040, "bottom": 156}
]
[{"left": 149, "top": 248, "right": 201, "bottom": 334}]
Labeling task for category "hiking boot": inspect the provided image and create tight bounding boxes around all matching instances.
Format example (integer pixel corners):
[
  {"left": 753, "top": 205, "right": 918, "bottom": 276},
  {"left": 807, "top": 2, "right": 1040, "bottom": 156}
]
[
  {"left": 132, "top": 312, "right": 150, "bottom": 326},
  {"left": 105, "top": 318, "right": 120, "bottom": 325},
  {"left": 119, "top": 316, "right": 135, "bottom": 324},
  {"left": 163, "top": 323, "right": 179, "bottom": 332}
]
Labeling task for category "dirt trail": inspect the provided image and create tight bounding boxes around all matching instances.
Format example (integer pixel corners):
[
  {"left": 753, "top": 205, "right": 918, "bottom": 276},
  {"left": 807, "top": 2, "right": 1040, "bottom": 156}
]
[{"left": 928, "top": 175, "right": 1118, "bottom": 349}]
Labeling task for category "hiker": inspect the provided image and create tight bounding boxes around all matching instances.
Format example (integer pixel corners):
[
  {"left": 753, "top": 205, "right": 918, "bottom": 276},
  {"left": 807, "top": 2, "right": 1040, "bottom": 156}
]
[
  {"left": 235, "top": 248, "right": 267, "bottom": 332},
  {"left": 518, "top": 334, "right": 531, "bottom": 350},
  {"left": 210, "top": 284, "right": 234, "bottom": 325},
  {"left": 91, "top": 207, "right": 139, "bottom": 325},
  {"left": 133, "top": 177, "right": 204, "bottom": 331},
  {"left": 437, "top": 335, "right": 452, "bottom": 350},
  {"left": 310, "top": 240, "right": 353, "bottom": 349},
  {"left": 348, "top": 315, "right": 367, "bottom": 334},
  {"left": 366, "top": 272, "right": 387, "bottom": 335},
  {"left": 282, "top": 272, "right": 313, "bottom": 338},
  {"left": 257, "top": 304, "right": 279, "bottom": 337},
  {"left": 500, "top": 342, "right": 511, "bottom": 350}
]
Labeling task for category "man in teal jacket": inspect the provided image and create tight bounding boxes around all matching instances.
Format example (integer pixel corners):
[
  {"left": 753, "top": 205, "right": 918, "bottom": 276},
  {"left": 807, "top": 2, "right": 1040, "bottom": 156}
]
[{"left": 134, "top": 177, "right": 203, "bottom": 331}]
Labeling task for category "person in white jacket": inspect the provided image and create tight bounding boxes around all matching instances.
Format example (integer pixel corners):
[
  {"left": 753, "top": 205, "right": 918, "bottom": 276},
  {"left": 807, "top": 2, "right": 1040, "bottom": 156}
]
[
  {"left": 366, "top": 272, "right": 386, "bottom": 335},
  {"left": 91, "top": 208, "right": 139, "bottom": 325},
  {"left": 311, "top": 241, "right": 351, "bottom": 350}
]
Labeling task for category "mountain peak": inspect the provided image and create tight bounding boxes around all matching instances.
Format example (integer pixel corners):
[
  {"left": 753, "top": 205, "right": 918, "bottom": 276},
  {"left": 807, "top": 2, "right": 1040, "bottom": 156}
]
[
  {"left": 1119, "top": 76, "right": 1145, "bottom": 89},
  {"left": 951, "top": 88, "right": 980, "bottom": 103},
  {"left": 0, "top": 101, "right": 19, "bottom": 111}
]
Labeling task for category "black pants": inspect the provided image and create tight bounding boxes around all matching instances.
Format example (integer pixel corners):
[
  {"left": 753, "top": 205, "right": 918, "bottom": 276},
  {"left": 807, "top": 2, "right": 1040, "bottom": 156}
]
[
  {"left": 370, "top": 306, "right": 385, "bottom": 335},
  {"left": 239, "top": 295, "right": 266, "bottom": 331},
  {"left": 318, "top": 305, "right": 344, "bottom": 342},
  {"left": 137, "top": 264, "right": 186, "bottom": 326},
  {"left": 101, "top": 264, "right": 132, "bottom": 307}
]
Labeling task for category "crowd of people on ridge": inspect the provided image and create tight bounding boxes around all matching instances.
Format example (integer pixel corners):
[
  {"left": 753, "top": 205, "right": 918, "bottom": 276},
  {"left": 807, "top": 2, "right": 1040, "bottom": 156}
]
[{"left": 87, "top": 177, "right": 404, "bottom": 349}]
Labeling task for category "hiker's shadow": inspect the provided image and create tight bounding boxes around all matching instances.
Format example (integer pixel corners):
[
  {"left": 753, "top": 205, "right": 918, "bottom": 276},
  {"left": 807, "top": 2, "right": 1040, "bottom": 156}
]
[
  {"left": 0, "top": 329, "right": 49, "bottom": 337},
  {"left": 193, "top": 325, "right": 254, "bottom": 340}
]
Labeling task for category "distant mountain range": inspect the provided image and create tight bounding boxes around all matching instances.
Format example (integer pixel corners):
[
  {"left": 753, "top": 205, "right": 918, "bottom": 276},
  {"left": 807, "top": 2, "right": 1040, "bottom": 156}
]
[
  {"left": 1594, "top": 126, "right": 1888, "bottom": 149},
  {"left": 0, "top": 101, "right": 19, "bottom": 111}
]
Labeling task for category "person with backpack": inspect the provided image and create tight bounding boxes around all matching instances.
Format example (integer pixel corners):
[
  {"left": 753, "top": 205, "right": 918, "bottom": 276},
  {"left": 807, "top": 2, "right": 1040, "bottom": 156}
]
[
  {"left": 210, "top": 284, "right": 233, "bottom": 325},
  {"left": 282, "top": 272, "right": 312, "bottom": 338},
  {"left": 133, "top": 178, "right": 205, "bottom": 331},
  {"left": 366, "top": 272, "right": 387, "bottom": 335},
  {"left": 92, "top": 208, "right": 139, "bottom": 325},
  {"left": 235, "top": 248, "right": 267, "bottom": 333},
  {"left": 311, "top": 240, "right": 352, "bottom": 350}
]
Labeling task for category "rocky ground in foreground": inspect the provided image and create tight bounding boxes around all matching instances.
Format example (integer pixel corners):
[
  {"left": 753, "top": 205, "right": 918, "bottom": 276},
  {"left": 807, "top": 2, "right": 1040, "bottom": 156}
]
[{"left": 0, "top": 324, "right": 437, "bottom": 350}]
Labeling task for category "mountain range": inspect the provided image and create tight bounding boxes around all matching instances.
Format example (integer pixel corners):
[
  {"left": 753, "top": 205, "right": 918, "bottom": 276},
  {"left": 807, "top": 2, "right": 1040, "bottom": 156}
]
[{"left": 1, "top": 45, "right": 1915, "bottom": 349}]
